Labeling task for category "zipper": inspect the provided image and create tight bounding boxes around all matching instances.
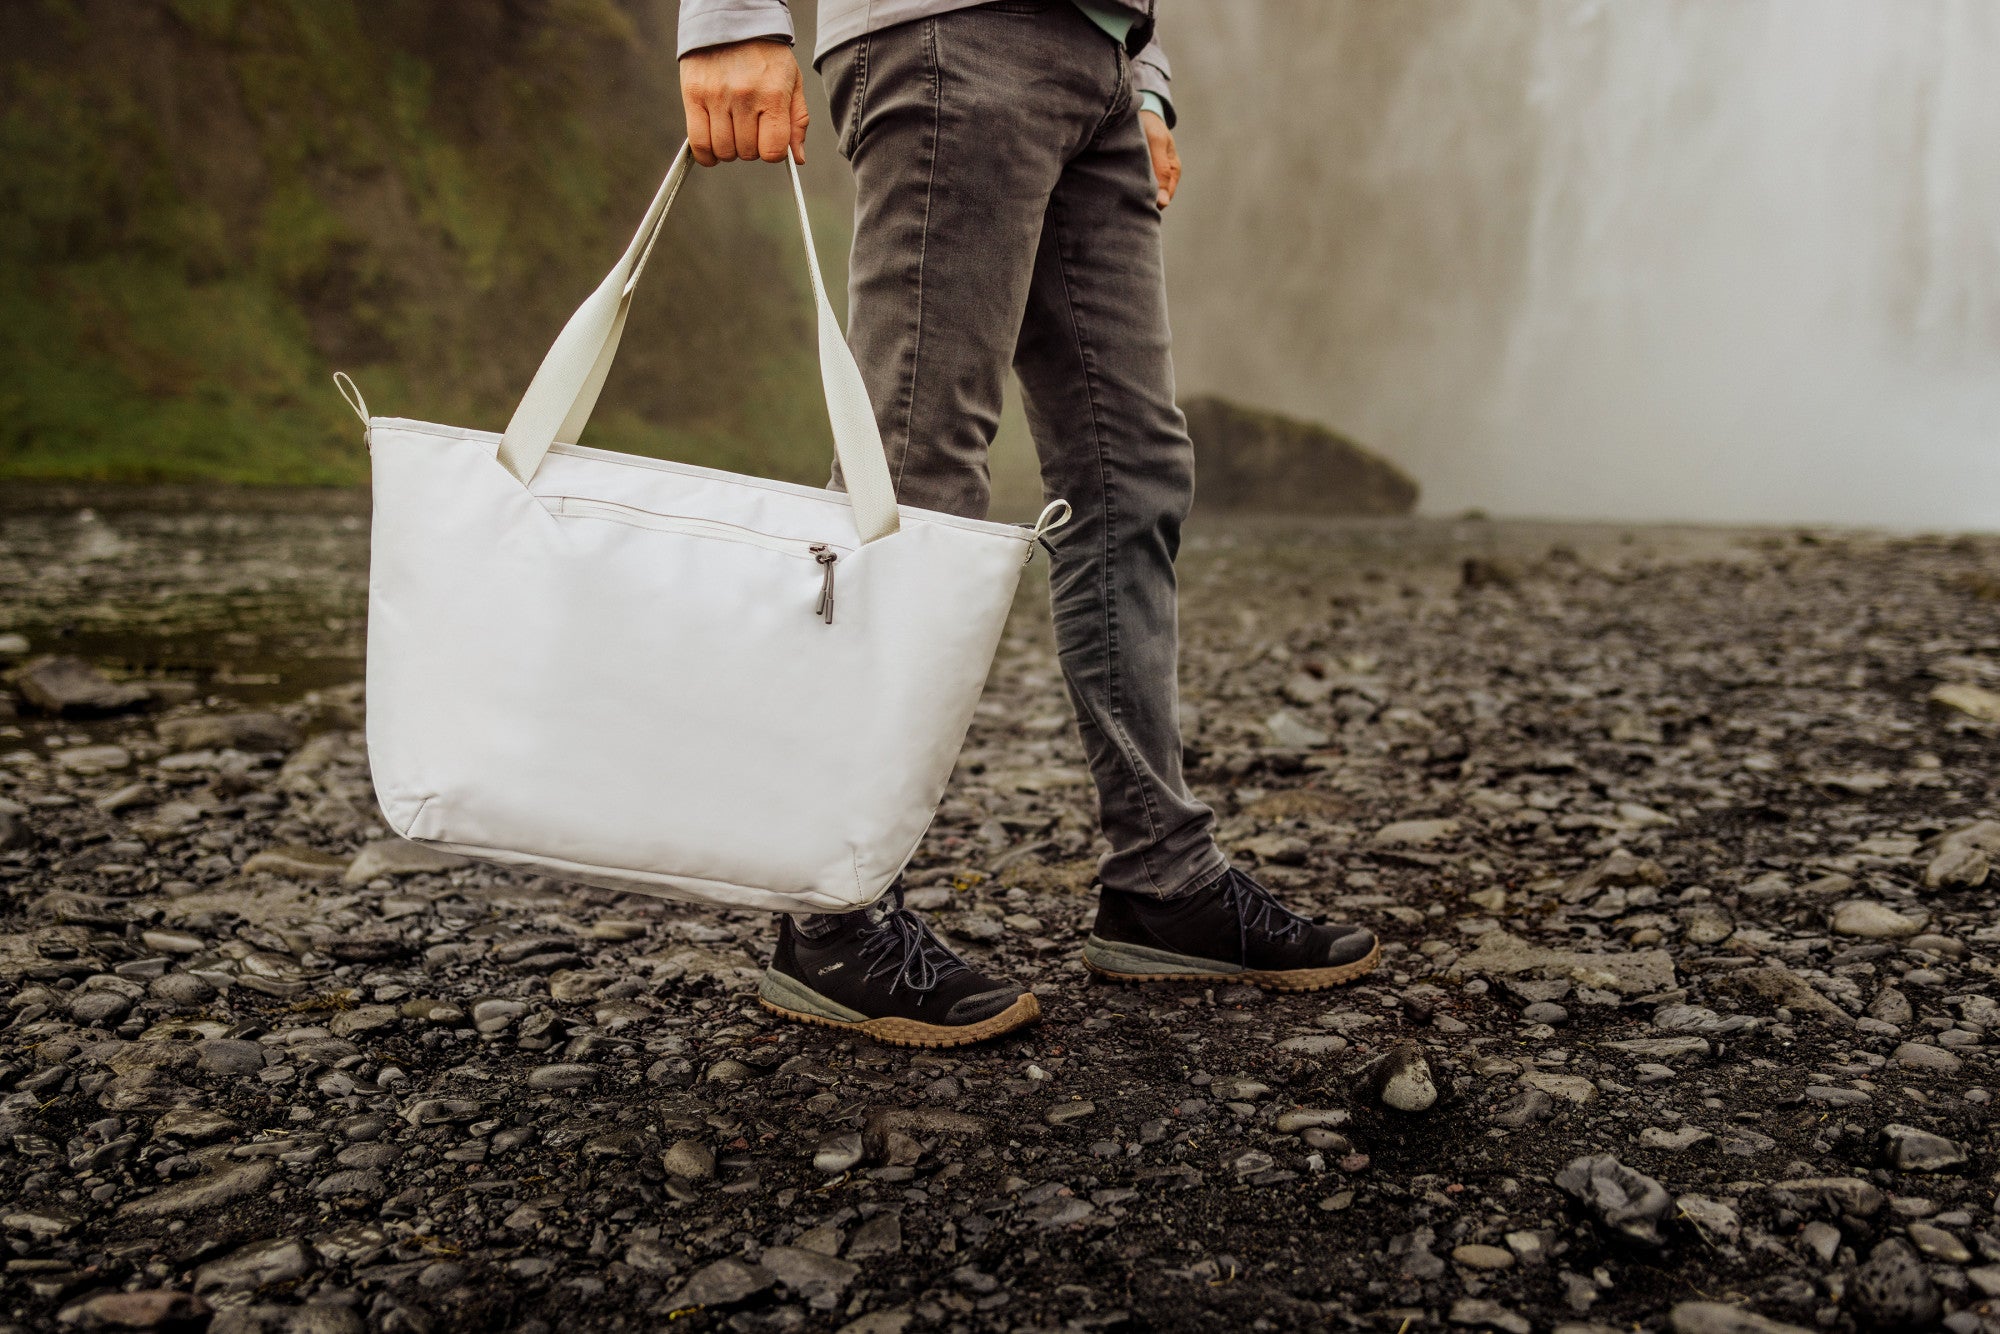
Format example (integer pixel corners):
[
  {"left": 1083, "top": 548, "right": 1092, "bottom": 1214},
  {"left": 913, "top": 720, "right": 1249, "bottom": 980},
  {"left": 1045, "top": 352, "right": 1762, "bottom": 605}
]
[
  {"left": 810, "top": 544, "right": 838, "bottom": 624},
  {"left": 540, "top": 495, "right": 848, "bottom": 624}
]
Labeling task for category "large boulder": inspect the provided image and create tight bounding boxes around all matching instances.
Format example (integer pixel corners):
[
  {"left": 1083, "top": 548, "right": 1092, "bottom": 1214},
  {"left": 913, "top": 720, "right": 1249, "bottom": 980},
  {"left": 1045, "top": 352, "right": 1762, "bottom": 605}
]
[{"left": 1180, "top": 395, "right": 1418, "bottom": 516}]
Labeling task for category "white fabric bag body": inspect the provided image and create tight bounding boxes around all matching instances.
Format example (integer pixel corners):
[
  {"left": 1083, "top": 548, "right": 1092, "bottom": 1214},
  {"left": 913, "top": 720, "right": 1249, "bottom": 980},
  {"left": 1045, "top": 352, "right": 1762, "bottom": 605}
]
[{"left": 357, "top": 145, "right": 1067, "bottom": 913}]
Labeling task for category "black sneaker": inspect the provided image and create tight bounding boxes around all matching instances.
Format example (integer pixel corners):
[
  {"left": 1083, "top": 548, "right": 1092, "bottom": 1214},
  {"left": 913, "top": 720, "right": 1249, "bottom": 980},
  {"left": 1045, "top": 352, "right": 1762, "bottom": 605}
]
[
  {"left": 758, "top": 896, "right": 1041, "bottom": 1048},
  {"left": 1083, "top": 868, "right": 1380, "bottom": 991}
]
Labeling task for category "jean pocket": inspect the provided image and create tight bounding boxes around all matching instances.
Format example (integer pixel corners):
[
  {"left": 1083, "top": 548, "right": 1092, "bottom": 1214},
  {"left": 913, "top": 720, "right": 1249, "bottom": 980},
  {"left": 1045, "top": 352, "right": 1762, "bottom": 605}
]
[
  {"left": 982, "top": 1, "right": 1056, "bottom": 13},
  {"left": 821, "top": 36, "right": 870, "bottom": 159}
]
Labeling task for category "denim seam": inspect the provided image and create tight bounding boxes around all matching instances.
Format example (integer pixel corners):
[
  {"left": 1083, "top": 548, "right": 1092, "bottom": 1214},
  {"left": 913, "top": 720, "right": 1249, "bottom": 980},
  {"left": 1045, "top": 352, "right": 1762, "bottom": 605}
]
[
  {"left": 841, "top": 35, "right": 871, "bottom": 159},
  {"left": 889, "top": 19, "right": 944, "bottom": 497},
  {"left": 1047, "top": 186, "right": 1167, "bottom": 894}
]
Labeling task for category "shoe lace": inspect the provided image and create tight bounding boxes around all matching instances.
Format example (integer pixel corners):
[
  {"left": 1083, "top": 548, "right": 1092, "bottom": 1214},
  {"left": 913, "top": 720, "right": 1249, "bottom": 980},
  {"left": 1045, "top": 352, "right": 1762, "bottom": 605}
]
[
  {"left": 854, "top": 886, "right": 972, "bottom": 999},
  {"left": 1219, "top": 868, "right": 1309, "bottom": 959}
]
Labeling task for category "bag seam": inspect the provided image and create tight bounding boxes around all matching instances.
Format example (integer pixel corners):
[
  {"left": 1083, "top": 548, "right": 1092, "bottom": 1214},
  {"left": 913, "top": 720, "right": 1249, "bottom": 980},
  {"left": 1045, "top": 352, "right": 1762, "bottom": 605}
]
[{"left": 369, "top": 419, "right": 1033, "bottom": 544}]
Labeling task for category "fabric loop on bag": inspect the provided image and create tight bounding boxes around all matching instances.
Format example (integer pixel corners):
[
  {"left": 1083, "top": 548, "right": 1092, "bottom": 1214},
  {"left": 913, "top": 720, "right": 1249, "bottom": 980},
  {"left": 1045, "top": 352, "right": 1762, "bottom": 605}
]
[{"left": 332, "top": 371, "right": 370, "bottom": 426}]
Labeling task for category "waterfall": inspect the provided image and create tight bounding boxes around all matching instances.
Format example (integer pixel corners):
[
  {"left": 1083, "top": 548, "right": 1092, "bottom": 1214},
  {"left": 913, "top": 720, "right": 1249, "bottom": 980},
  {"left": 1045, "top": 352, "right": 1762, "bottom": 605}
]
[{"left": 1163, "top": 0, "right": 2000, "bottom": 527}]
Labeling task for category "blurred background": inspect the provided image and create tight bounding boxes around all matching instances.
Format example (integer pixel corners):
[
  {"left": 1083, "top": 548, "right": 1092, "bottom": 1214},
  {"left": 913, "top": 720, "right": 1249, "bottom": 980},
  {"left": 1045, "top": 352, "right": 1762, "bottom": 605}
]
[{"left": 2, "top": 0, "right": 1995, "bottom": 528}]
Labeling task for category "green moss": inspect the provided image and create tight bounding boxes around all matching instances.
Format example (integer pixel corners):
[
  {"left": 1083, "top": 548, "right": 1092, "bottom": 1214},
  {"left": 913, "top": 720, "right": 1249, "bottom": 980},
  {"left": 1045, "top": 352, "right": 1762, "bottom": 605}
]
[{"left": 0, "top": 0, "right": 843, "bottom": 486}]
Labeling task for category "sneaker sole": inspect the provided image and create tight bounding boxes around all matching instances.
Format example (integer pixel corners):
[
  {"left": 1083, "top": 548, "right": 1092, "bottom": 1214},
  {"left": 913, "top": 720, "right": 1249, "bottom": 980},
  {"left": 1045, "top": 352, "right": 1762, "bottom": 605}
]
[
  {"left": 1079, "top": 935, "right": 1382, "bottom": 992},
  {"left": 757, "top": 972, "right": 1043, "bottom": 1049}
]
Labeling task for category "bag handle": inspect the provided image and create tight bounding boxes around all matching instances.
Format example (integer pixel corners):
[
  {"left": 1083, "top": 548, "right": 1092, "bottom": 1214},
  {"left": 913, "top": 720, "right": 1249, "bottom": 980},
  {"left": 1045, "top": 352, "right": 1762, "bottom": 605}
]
[{"left": 496, "top": 143, "right": 902, "bottom": 545}]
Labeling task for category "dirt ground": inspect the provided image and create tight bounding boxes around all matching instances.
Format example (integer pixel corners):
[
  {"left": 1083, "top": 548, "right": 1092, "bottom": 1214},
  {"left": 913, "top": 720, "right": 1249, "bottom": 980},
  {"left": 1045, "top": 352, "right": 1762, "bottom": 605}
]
[{"left": 3, "top": 494, "right": 1998, "bottom": 1334}]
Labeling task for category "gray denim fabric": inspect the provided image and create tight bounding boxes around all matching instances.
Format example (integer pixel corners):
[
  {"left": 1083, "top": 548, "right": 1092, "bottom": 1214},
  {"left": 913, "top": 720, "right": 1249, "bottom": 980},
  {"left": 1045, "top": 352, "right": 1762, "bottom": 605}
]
[
  {"left": 674, "top": 0, "right": 1172, "bottom": 120},
  {"left": 799, "top": 1, "right": 1224, "bottom": 935}
]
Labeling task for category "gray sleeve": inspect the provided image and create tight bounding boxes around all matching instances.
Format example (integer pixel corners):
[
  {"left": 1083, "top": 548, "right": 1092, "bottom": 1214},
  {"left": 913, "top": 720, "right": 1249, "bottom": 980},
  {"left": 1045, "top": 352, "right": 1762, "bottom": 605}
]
[
  {"left": 677, "top": 0, "right": 795, "bottom": 57},
  {"left": 1132, "top": 34, "right": 1174, "bottom": 128}
]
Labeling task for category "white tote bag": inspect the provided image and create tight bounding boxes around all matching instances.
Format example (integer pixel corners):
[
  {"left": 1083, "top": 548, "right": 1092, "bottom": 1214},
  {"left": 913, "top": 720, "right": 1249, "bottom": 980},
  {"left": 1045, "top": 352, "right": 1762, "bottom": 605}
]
[{"left": 346, "top": 144, "right": 1068, "bottom": 913}]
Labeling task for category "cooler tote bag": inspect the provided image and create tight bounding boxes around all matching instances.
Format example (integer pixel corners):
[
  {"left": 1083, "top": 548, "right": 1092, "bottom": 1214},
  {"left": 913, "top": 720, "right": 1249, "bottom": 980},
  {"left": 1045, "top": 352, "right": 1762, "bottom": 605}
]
[{"left": 344, "top": 143, "right": 1070, "bottom": 913}]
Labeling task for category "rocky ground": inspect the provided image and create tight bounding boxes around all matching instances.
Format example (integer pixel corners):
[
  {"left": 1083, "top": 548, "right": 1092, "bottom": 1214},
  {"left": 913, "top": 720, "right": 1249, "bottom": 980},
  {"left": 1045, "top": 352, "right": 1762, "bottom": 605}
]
[{"left": 3, "top": 496, "right": 2000, "bottom": 1334}]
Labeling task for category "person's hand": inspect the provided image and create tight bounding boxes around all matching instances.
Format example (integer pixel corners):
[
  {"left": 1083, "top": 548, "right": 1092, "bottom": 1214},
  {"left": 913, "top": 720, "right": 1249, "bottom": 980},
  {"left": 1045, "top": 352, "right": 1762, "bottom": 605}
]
[
  {"left": 1141, "top": 109, "right": 1180, "bottom": 209},
  {"left": 679, "top": 40, "right": 809, "bottom": 166}
]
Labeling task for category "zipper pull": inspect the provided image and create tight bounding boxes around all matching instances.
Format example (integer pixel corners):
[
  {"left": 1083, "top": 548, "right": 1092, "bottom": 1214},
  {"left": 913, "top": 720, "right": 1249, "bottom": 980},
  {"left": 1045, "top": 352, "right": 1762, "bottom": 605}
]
[{"left": 810, "top": 544, "right": 838, "bottom": 624}]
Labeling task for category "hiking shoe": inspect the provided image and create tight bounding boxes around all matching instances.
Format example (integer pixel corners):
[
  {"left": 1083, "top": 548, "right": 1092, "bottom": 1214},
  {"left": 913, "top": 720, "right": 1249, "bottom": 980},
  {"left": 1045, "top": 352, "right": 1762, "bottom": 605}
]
[
  {"left": 758, "top": 895, "right": 1041, "bottom": 1048},
  {"left": 1082, "top": 868, "right": 1380, "bottom": 991}
]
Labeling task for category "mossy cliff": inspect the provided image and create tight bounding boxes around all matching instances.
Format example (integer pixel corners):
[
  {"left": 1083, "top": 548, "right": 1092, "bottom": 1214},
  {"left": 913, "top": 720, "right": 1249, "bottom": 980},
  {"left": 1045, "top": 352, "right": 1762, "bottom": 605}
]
[{"left": 0, "top": 0, "right": 843, "bottom": 485}]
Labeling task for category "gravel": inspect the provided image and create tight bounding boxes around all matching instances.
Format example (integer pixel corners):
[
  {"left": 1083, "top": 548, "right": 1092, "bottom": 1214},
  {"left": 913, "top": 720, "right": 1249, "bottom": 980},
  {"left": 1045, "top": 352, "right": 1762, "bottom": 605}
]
[{"left": 3, "top": 505, "right": 1998, "bottom": 1330}]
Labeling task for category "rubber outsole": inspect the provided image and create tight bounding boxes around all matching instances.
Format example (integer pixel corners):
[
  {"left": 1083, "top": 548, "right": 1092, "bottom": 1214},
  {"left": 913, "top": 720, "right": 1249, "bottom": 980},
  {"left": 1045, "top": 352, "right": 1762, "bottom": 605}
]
[
  {"left": 1082, "top": 938, "right": 1383, "bottom": 992},
  {"left": 759, "top": 991, "right": 1043, "bottom": 1048}
]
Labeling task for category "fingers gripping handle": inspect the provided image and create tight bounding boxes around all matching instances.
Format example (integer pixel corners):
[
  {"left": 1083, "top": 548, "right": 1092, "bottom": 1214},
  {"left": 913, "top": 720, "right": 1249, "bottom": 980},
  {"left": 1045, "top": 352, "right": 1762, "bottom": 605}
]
[{"left": 496, "top": 145, "right": 901, "bottom": 545}]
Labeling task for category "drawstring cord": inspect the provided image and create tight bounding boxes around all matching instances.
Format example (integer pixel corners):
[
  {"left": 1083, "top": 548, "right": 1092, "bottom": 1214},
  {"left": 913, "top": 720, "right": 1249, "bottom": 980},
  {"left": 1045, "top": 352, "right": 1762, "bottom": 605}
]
[
  {"left": 1218, "top": 868, "right": 1308, "bottom": 960},
  {"left": 854, "top": 885, "right": 973, "bottom": 1000}
]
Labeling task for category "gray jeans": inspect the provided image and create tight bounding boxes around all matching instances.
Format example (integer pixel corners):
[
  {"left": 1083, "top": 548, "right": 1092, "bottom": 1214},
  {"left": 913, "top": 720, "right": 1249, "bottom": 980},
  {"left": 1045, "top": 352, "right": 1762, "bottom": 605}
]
[{"left": 807, "top": 0, "right": 1223, "bottom": 928}]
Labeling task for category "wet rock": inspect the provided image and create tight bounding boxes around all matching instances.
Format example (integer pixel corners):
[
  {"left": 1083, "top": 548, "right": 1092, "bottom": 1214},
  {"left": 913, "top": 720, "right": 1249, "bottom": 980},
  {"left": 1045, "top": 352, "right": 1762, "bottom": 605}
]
[
  {"left": 1852, "top": 1237, "right": 1941, "bottom": 1330},
  {"left": 1676, "top": 1196, "right": 1740, "bottom": 1244},
  {"left": 1680, "top": 904, "right": 1735, "bottom": 945},
  {"left": 1265, "top": 711, "right": 1331, "bottom": 749},
  {"left": 1770, "top": 1177, "right": 1885, "bottom": 1218},
  {"left": 313, "top": 1170, "right": 386, "bottom": 1199},
  {"left": 1560, "top": 850, "right": 1668, "bottom": 903},
  {"left": 814, "top": 1133, "right": 864, "bottom": 1174},
  {"left": 1556, "top": 1154, "right": 1673, "bottom": 1247},
  {"left": 120, "top": 1160, "right": 274, "bottom": 1219},
  {"left": 1047, "top": 1099, "right": 1097, "bottom": 1125},
  {"left": 157, "top": 711, "right": 300, "bottom": 753},
  {"left": 1868, "top": 987, "right": 1913, "bottom": 1025},
  {"left": 56, "top": 1289, "right": 212, "bottom": 1329},
  {"left": 670, "top": 1258, "right": 775, "bottom": 1310},
  {"left": 1349, "top": 1042, "right": 1434, "bottom": 1112},
  {"left": 1798, "top": 1221, "right": 1842, "bottom": 1264},
  {"left": 156, "top": 1110, "right": 241, "bottom": 1142},
  {"left": 13, "top": 655, "right": 153, "bottom": 714},
  {"left": 1832, "top": 902, "right": 1927, "bottom": 939},
  {"left": 69, "top": 990, "right": 131, "bottom": 1024},
  {"left": 1453, "top": 930, "right": 1675, "bottom": 996},
  {"left": 327, "top": 1005, "right": 399, "bottom": 1038},
  {"left": 526, "top": 1063, "right": 599, "bottom": 1090},
  {"left": 196, "top": 1039, "right": 266, "bottom": 1077},
  {"left": 760, "top": 1246, "right": 859, "bottom": 1302},
  {"left": 1521, "top": 1072, "right": 1598, "bottom": 1105},
  {"left": 149, "top": 973, "right": 217, "bottom": 1007},
  {"left": 342, "top": 839, "right": 469, "bottom": 885},
  {"left": 241, "top": 846, "right": 349, "bottom": 880},
  {"left": 1274, "top": 1108, "right": 1350, "bottom": 1133},
  {"left": 56, "top": 744, "right": 132, "bottom": 775},
  {"left": 1931, "top": 682, "right": 2000, "bottom": 722},
  {"left": 1491, "top": 1088, "right": 1555, "bottom": 1128},
  {"left": 1447, "top": 1298, "right": 1530, "bottom": 1334},
  {"left": 661, "top": 1138, "right": 715, "bottom": 1180},
  {"left": 1603, "top": 1036, "right": 1710, "bottom": 1060},
  {"left": 1373, "top": 818, "right": 1459, "bottom": 847},
  {"left": 400, "top": 998, "right": 465, "bottom": 1026},
  {"left": 1906, "top": 1221, "right": 1971, "bottom": 1263},
  {"left": 1452, "top": 1244, "right": 1516, "bottom": 1270},
  {"left": 194, "top": 1238, "right": 316, "bottom": 1294},
  {"left": 846, "top": 1213, "right": 903, "bottom": 1259},
  {"left": 1925, "top": 842, "right": 1989, "bottom": 889},
  {"left": 1669, "top": 1302, "right": 1814, "bottom": 1334},
  {"left": 1891, "top": 1042, "right": 1963, "bottom": 1074},
  {"left": 1714, "top": 966, "right": 1854, "bottom": 1026},
  {"left": 1880, "top": 1124, "right": 1968, "bottom": 1172}
]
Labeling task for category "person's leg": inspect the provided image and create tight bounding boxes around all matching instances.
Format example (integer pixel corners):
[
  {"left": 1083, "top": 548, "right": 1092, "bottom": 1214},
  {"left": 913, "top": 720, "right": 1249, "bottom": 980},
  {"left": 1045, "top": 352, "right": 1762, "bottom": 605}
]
[
  {"left": 1010, "top": 72, "right": 1225, "bottom": 902},
  {"left": 1012, "top": 72, "right": 1381, "bottom": 990},
  {"left": 763, "top": 4, "right": 1126, "bottom": 1036}
]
